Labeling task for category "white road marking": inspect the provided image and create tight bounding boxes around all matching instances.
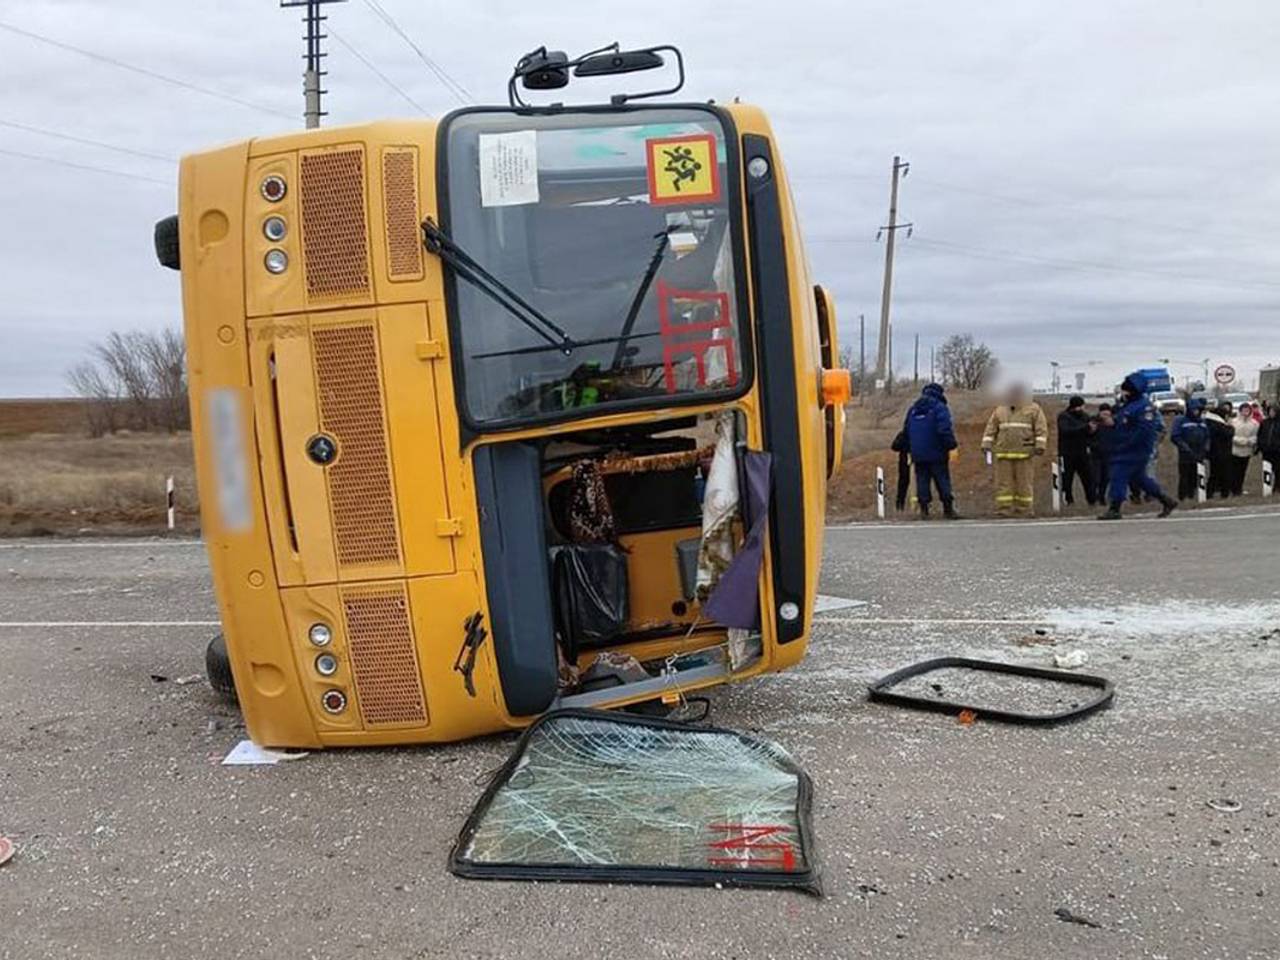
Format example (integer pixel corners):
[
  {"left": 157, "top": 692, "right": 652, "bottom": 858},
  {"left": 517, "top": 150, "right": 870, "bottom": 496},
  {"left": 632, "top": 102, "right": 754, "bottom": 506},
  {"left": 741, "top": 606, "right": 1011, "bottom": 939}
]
[
  {"left": 816, "top": 616, "right": 1053, "bottom": 625},
  {"left": 0, "top": 620, "right": 219, "bottom": 628},
  {"left": 826, "top": 508, "right": 1280, "bottom": 532},
  {"left": 0, "top": 540, "right": 204, "bottom": 549}
]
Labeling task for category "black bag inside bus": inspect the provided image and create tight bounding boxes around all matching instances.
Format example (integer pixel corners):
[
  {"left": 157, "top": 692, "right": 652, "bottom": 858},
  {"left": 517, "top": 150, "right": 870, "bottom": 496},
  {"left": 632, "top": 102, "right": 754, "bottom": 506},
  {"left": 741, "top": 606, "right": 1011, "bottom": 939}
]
[{"left": 551, "top": 545, "right": 630, "bottom": 658}]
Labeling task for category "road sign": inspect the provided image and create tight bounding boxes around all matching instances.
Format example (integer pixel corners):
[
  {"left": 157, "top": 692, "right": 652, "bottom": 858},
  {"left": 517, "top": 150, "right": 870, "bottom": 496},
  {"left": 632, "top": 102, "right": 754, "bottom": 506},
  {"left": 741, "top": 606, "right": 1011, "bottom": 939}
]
[{"left": 1214, "top": 363, "right": 1236, "bottom": 385}]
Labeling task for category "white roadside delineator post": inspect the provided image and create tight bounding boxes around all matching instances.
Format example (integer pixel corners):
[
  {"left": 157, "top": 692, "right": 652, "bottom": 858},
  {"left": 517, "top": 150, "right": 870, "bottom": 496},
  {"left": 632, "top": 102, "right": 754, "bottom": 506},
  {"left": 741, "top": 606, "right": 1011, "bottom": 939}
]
[
  {"left": 875, "top": 466, "right": 886, "bottom": 520},
  {"left": 1196, "top": 461, "right": 1207, "bottom": 504},
  {"left": 1051, "top": 459, "right": 1062, "bottom": 513},
  {"left": 1264, "top": 460, "right": 1275, "bottom": 498},
  {"left": 166, "top": 476, "right": 175, "bottom": 532}
]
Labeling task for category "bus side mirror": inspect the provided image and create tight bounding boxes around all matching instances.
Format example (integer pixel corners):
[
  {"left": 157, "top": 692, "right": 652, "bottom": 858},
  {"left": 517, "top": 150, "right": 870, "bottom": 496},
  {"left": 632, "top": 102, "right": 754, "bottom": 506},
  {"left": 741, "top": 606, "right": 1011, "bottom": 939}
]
[
  {"left": 574, "top": 49, "right": 664, "bottom": 77},
  {"left": 519, "top": 49, "right": 570, "bottom": 90}
]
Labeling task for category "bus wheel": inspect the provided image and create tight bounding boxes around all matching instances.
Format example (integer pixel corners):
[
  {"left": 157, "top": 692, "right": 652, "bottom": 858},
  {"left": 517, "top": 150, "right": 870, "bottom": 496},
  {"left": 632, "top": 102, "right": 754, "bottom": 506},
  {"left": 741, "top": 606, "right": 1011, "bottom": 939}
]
[
  {"left": 205, "top": 634, "right": 237, "bottom": 702},
  {"left": 154, "top": 214, "right": 180, "bottom": 270}
]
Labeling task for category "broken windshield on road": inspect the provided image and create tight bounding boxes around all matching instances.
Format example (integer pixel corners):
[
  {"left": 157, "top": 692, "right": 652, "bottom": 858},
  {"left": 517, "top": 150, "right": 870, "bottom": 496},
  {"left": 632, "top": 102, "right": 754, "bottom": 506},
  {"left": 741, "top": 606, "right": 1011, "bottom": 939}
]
[
  {"left": 442, "top": 108, "right": 748, "bottom": 427},
  {"left": 449, "top": 710, "right": 820, "bottom": 893}
]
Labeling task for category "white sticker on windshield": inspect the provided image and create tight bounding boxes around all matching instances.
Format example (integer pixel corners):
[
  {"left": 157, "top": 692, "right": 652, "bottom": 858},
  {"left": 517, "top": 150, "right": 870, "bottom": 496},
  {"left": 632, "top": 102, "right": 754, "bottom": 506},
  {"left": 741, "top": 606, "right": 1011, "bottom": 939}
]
[{"left": 478, "top": 130, "right": 539, "bottom": 207}]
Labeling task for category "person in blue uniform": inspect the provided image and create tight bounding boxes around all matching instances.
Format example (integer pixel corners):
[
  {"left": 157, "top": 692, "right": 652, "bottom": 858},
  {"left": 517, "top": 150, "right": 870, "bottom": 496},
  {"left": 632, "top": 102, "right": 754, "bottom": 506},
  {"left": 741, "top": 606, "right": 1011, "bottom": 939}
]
[
  {"left": 1099, "top": 371, "right": 1178, "bottom": 520},
  {"left": 903, "top": 382, "right": 959, "bottom": 519},
  {"left": 1169, "top": 397, "right": 1210, "bottom": 500}
]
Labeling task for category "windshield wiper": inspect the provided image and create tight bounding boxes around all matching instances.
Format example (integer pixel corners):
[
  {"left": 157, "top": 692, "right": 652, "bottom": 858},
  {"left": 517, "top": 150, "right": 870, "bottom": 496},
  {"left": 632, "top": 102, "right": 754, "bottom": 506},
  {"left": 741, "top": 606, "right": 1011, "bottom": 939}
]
[
  {"left": 422, "top": 218, "right": 575, "bottom": 356},
  {"left": 610, "top": 226, "right": 673, "bottom": 371}
]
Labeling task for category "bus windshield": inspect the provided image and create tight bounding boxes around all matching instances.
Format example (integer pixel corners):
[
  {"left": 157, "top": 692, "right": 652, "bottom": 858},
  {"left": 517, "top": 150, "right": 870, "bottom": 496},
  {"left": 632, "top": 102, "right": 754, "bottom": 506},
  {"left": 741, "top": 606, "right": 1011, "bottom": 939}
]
[{"left": 442, "top": 108, "right": 745, "bottom": 427}]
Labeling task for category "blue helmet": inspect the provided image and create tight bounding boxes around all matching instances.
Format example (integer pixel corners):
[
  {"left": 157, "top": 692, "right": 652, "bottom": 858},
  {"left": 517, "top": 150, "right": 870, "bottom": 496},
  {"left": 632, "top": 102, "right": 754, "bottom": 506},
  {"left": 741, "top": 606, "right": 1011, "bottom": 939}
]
[{"left": 1121, "top": 371, "right": 1150, "bottom": 397}]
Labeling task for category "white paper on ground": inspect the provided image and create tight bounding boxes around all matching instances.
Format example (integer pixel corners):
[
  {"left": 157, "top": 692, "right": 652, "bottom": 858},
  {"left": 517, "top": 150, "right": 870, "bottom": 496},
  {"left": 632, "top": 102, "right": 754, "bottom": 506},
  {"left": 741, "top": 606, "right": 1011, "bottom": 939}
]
[
  {"left": 222, "top": 739, "right": 310, "bottom": 766},
  {"left": 813, "top": 595, "right": 869, "bottom": 614},
  {"left": 479, "top": 130, "right": 539, "bottom": 207}
]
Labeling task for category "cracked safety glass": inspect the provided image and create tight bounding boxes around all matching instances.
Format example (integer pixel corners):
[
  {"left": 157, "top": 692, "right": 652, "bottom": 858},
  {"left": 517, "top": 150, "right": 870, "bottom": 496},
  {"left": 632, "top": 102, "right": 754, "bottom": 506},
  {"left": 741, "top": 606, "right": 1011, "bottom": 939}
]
[{"left": 449, "top": 710, "right": 820, "bottom": 894}]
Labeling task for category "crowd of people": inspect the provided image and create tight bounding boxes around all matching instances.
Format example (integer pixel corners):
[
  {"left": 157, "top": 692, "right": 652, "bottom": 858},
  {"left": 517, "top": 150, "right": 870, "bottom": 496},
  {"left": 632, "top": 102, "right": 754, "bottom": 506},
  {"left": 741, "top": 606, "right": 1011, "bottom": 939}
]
[{"left": 894, "top": 373, "right": 1280, "bottom": 521}]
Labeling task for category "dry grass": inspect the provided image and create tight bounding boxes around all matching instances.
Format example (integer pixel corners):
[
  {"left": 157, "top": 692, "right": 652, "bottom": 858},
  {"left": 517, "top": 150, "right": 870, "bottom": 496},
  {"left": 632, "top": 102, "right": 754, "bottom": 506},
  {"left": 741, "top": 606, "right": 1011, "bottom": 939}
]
[
  {"left": 0, "top": 399, "right": 90, "bottom": 438},
  {"left": 0, "top": 433, "right": 198, "bottom": 536}
]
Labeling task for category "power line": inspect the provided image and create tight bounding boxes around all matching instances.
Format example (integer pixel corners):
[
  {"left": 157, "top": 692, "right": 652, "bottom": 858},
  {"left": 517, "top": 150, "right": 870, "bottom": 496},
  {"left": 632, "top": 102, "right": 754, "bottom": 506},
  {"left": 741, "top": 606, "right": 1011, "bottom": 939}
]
[
  {"left": 0, "top": 20, "right": 294, "bottom": 120},
  {"left": 791, "top": 166, "right": 1272, "bottom": 248},
  {"left": 908, "top": 236, "right": 1280, "bottom": 294},
  {"left": 0, "top": 118, "right": 173, "bottom": 163},
  {"left": 360, "top": 0, "right": 472, "bottom": 104},
  {"left": 330, "top": 28, "right": 428, "bottom": 115},
  {"left": 0, "top": 147, "right": 171, "bottom": 186},
  {"left": 906, "top": 174, "right": 1274, "bottom": 248}
]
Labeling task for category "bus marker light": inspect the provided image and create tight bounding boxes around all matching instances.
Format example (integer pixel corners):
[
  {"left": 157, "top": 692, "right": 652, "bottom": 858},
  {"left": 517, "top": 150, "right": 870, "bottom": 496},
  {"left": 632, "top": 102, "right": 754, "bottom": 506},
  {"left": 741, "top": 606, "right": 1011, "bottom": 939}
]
[
  {"left": 321, "top": 689, "right": 347, "bottom": 714},
  {"left": 260, "top": 175, "right": 287, "bottom": 202}
]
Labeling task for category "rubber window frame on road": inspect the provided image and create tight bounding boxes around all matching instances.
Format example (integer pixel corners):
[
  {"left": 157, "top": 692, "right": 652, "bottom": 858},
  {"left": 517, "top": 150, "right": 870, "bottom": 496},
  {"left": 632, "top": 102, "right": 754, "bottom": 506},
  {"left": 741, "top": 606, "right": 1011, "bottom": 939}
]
[
  {"left": 447, "top": 708, "right": 822, "bottom": 895},
  {"left": 867, "top": 656, "right": 1115, "bottom": 726}
]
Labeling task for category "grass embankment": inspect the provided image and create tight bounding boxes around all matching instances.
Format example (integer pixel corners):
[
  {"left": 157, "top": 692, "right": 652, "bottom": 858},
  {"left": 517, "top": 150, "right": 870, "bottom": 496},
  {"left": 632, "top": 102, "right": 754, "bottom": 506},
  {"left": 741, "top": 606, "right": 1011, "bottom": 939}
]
[{"left": 0, "top": 401, "right": 198, "bottom": 535}]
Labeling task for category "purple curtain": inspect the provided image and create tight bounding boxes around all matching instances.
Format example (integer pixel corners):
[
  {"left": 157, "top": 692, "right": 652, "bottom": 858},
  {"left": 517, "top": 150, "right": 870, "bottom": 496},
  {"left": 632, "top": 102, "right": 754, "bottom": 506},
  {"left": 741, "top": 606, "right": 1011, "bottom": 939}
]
[{"left": 703, "top": 451, "right": 772, "bottom": 629}]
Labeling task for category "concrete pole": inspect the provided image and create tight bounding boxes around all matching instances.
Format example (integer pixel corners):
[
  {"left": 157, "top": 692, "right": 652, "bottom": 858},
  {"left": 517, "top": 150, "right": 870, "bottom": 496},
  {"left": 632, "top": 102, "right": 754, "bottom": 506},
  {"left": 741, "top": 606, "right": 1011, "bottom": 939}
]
[
  {"left": 875, "top": 156, "right": 909, "bottom": 382},
  {"left": 304, "top": 68, "right": 321, "bottom": 129}
]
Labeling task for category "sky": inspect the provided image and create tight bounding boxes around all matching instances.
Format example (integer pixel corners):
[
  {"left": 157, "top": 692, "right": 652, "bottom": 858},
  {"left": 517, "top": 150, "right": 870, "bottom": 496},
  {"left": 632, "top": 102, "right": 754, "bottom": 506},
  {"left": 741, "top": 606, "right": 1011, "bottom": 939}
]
[{"left": 0, "top": 0, "right": 1277, "bottom": 397}]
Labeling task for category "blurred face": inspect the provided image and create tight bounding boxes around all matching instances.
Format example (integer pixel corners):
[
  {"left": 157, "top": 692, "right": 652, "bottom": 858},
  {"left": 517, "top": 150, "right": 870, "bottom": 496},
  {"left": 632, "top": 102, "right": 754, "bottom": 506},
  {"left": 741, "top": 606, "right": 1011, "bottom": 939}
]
[{"left": 1006, "top": 383, "right": 1028, "bottom": 405}]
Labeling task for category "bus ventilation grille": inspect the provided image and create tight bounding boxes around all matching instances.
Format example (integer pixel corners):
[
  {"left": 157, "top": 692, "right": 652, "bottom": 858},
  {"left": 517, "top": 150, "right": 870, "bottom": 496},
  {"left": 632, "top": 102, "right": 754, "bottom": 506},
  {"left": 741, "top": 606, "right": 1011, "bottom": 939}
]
[
  {"left": 382, "top": 149, "right": 423, "bottom": 280},
  {"left": 341, "top": 585, "right": 427, "bottom": 727},
  {"left": 312, "top": 323, "right": 402, "bottom": 568},
  {"left": 299, "top": 148, "right": 371, "bottom": 300}
]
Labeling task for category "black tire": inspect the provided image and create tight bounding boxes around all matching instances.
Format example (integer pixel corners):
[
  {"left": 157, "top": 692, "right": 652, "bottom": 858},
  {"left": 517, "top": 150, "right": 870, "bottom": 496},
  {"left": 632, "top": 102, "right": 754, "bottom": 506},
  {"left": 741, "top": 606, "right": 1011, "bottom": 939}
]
[
  {"left": 154, "top": 214, "right": 180, "bottom": 270},
  {"left": 205, "top": 634, "right": 238, "bottom": 702}
]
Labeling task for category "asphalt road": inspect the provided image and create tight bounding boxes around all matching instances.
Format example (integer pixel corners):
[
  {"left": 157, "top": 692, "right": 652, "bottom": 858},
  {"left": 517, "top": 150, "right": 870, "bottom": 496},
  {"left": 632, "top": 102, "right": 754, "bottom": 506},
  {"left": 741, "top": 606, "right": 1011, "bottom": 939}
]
[{"left": 2, "top": 506, "right": 1279, "bottom": 959}]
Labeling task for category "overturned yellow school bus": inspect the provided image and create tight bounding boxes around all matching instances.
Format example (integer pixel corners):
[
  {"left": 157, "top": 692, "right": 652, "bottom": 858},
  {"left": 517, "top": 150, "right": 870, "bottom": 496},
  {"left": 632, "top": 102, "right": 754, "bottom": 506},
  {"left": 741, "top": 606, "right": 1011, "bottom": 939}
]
[{"left": 159, "top": 45, "right": 849, "bottom": 747}]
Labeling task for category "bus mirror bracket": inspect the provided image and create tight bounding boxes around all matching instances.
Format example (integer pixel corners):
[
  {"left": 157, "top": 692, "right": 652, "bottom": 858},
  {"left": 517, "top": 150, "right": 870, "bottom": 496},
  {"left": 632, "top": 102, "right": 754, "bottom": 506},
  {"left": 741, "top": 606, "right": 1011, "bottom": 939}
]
[{"left": 508, "top": 42, "right": 685, "bottom": 108}]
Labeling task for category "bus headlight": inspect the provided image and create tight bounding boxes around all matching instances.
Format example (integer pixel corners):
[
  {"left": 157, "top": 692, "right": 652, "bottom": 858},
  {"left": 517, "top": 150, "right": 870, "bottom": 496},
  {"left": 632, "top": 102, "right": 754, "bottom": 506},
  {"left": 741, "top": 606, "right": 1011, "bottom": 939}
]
[
  {"left": 315, "top": 653, "right": 339, "bottom": 676},
  {"left": 779, "top": 601, "right": 800, "bottom": 622},
  {"left": 264, "top": 249, "right": 289, "bottom": 274},
  {"left": 263, "top": 215, "right": 287, "bottom": 241},
  {"left": 308, "top": 622, "right": 332, "bottom": 647}
]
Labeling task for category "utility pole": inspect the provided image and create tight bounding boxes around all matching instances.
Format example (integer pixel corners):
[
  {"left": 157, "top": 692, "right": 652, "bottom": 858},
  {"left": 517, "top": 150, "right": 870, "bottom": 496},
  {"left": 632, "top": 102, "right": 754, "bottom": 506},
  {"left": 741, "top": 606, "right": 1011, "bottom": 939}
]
[
  {"left": 281, "top": 0, "right": 346, "bottom": 129},
  {"left": 875, "top": 155, "right": 912, "bottom": 386},
  {"left": 929, "top": 344, "right": 935, "bottom": 383},
  {"left": 887, "top": 323, "right": 894, "bottom": 393},
  {"left": 858, "top": 313, "right": 866, "bottom": 385},
  {"left": 913, "top": 333, "right": 920, "bottom": 386}
]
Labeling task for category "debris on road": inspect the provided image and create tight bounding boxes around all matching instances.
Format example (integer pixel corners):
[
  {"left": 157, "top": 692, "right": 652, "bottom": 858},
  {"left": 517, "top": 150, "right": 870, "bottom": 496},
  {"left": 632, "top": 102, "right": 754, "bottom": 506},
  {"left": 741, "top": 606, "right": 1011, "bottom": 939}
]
[
  {"left": 1054, "top": 906, "right": 1102, "bottom": 929},
  {"left": 221, "top": 740, "right": 310, "bottom": 766},
  {"left": 1053, "top": 650, "right": 1090, "bottom": 669},
  {"left": 1014, "top": 629, "right": 1057, "bottom": 647},
  {"left": 867, "top": 657, "right": 1114, "bottom": 725},
  {"left": 1206, "top": 798, "right": 1242, "bottom": 813},
  {"left": 0, "top": 836, "right": 14, "bottom": 867},
  {"left": 174, "top": 674, "right": 204, "bottom": 685},
  {"left": 450, "top": 709, "right": 821, "bottom": 894}
]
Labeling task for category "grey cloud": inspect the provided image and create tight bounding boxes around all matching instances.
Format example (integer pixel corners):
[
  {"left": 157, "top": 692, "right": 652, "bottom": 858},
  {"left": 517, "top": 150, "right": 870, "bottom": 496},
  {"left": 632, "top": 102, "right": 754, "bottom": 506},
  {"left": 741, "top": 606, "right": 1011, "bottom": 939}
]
[{"left": 0, "top": 0, "right": 1276, "bottom": 397}]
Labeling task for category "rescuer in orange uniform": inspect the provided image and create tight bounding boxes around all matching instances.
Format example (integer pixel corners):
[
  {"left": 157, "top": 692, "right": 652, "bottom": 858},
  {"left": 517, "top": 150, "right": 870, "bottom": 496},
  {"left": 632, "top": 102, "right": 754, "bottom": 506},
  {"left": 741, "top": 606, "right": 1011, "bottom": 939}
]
[{"left": 982, "top": 384, "right": 1049, "bottom": 517}]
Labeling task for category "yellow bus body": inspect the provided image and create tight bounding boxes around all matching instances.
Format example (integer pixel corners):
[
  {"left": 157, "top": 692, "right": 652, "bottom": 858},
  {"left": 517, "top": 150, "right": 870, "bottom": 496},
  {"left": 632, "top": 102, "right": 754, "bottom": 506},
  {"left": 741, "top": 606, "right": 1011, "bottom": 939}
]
[{"left": 176, "top": 104, "right": 847, "bottom": 747}]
